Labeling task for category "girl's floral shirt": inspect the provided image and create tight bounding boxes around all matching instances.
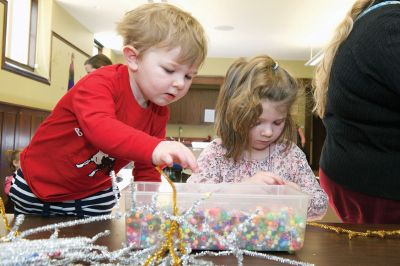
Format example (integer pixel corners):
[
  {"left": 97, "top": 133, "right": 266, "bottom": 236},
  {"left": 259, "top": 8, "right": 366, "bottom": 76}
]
[{"left": 187, "top": 139, "right": 328, "bottom": 220}]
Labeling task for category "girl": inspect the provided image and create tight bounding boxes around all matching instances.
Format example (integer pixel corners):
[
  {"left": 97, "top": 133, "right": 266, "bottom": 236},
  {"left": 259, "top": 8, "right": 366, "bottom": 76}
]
[
  {"left": 4, "top": 149, "right": 21, "bottom": 196},
  {"left": 187, "top": 55, "right": 328, "bottom": 220},
  {"left": 3, "top": 150, "right": 21, "bottom": 213}
]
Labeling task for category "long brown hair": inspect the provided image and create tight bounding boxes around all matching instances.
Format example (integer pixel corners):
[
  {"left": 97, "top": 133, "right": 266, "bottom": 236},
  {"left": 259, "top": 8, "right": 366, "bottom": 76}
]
[
  {"left": 313, "top": 0, "right": 375, "bottom": 118},
  {"left": 215, "top": 55, "right": 298, "bottom": 161}
]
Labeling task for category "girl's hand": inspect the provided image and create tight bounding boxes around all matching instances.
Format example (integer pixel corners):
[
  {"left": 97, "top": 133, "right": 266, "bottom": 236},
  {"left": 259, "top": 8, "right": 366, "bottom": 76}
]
[
  {"left": 283, "top": 181, "right": 301, "bottom": 190},
  {"left": 243, "top": 171, "right": 285, "bottom": 185},
  {"left": 152, "top": 141, "right": 199, "bottom": 173}
]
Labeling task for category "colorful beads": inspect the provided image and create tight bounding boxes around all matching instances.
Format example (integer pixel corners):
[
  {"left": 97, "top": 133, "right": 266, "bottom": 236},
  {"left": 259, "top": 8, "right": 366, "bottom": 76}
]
[{"left": 126, "top": 206, "right": 306, "bottom": 251}]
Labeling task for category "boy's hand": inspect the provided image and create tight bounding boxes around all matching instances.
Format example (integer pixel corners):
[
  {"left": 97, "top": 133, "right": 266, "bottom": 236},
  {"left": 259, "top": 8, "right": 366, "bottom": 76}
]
[
  {"left": 152, "top": 141, "right": 199, "bottom": 172},
  {"left": 243, "top": 171, "right": 285, "bottom": 185}
]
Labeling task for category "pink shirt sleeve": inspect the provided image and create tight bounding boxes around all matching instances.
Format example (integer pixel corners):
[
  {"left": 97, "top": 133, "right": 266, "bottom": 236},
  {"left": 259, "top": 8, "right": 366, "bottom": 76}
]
[{"left": 4, "top": 175, "right": 13, "bottom": 195}]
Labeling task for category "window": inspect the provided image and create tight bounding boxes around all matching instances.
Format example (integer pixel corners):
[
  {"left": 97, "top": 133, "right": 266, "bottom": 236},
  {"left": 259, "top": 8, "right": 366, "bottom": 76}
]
[
  {"left": 2, "top": 0, "right": 48, "bottom": 83},
  {"left": 5, "top": 0, "right": 38, "bottom": 69}
]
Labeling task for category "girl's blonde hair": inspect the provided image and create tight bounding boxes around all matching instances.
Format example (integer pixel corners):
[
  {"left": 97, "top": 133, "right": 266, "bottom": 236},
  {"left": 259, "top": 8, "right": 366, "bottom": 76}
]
[
  {"left": 215, "top": 55, "right": 298, "bottom": 161},
  {"left": 313, "top": 0, "right": 374, "bottom": 118},
  {"left": 116, "top": 3, "right": 208, "bottom": 68}
]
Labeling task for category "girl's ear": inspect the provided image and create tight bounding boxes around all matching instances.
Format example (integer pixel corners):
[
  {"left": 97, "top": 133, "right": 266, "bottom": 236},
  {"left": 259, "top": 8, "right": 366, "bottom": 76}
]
[{"left": 123, "top": 45, "right": 139, "bottom": 71}]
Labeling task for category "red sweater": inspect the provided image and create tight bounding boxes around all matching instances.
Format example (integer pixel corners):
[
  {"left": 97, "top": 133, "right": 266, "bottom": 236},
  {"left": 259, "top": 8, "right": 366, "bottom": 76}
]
[{"left": 21, "top": 64, "right": 168, "bottom": 201}]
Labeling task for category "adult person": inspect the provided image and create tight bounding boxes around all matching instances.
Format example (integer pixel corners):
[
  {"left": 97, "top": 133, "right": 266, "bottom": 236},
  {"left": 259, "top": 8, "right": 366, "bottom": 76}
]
[
  {"left": 313, "top": 0, "right": 400, "bottom": 223},
  {"left": 84, "top": 53, "right": 112, "bottom": 73}
]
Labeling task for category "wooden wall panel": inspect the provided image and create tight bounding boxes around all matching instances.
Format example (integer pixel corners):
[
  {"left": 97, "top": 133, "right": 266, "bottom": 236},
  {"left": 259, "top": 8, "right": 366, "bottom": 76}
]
[
  {"left": 31, "top": 115, "right": 45, "bottom": 138},
  {"left": 179, "top": 90, "right": 203, "bottom": 124},
  {"left": 168, "top": 76, "right": 222, "bottom": 125},
  {"left": 168, "top": 100, "right": 182, "bottom": 124},
  {"left": 169, "top": 87, "right": 219, "bottom": 125},
  {"left": 0, "top": 110, "right": 17, "bottom": 180},
  {"left": 0, "top": 110, "right": 17, "bottom": 212},
  {"left": 0, "top": 102, "right": 50, "bottom": 212},
  {"left": 16, "top": 112, "right": 32, "bottom": 149}
]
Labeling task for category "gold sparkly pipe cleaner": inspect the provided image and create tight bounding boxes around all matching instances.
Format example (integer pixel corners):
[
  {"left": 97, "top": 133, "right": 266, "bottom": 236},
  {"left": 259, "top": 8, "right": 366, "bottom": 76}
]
[
  {"left": 307, "top": 221, "right": 400, "bottom": 239},
  {"left": 1, "top": 197, "right": 12, "bottom": 232},
  {"left": 1, "top": 197, "right": 19, "bottom": 240},
  {"left": 144, "top": 166, "right": 186, "bottom": 266}
]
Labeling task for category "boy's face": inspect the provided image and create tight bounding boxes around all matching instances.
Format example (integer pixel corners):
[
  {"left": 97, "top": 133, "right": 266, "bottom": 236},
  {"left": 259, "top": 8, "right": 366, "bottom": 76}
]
[{"left": 128, "top": 46, "right": 198, "bottom": 107}]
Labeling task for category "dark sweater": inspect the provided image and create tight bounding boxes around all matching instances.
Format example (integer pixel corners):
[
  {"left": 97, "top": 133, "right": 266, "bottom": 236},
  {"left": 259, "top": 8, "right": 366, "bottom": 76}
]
[{"left": 321, "top": 1, "right": 400, "bottom": 200}]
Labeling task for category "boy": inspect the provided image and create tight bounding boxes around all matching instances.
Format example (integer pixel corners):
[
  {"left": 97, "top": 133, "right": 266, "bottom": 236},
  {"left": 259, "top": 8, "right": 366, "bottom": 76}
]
[{"left": 10, "top": 3, "right": 207, "bottom": 217}]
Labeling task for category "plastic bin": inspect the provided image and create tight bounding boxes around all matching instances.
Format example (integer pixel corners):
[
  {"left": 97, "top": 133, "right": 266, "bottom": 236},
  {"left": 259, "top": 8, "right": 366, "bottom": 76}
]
[{"left": 125, "top": 182, "right": 309, "bottom": 251}]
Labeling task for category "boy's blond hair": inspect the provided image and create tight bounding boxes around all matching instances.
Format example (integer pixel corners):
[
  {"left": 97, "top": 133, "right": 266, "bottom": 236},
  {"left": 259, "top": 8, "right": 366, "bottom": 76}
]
[
  {"left": 215, "top": 55, "right": 298, "bottom": 161},
  {"left": 117, "top": 3, "right": 207, "bottom": 67}
]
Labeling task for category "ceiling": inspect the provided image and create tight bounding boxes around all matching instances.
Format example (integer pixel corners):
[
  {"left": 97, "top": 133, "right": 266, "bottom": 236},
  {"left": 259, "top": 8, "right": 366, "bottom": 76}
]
[{"left": 56, "top": 0, "right": 356, "bottom": 60}]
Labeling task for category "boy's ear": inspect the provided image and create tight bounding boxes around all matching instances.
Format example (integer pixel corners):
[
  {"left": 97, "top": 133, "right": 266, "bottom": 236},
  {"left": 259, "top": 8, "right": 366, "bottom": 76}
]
[{"left": 123, "top": 45, "right": 139, "bottom": 71}]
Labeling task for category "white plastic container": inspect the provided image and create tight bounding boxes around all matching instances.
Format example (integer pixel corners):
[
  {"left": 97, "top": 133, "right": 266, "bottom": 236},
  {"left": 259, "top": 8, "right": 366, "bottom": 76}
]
[{"left": 125, "top": 182, "right": 309, "bottom": 251}]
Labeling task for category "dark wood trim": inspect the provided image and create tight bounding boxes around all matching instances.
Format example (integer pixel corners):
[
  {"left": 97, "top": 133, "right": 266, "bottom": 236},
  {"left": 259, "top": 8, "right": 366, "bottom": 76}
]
[
  {"left": 94, "top": 39, "right": 104, "bottom": 48},
  {"left": 52, "top": 31, "right": 91, "bottom": 58},
  {"left": 94, "top": 39, "right": 104, "bottom": 53},
  {"left": 302, "top": 79, "right": 313, "bottom": 166},
  {"left": 298, "top": 78, "right": 327, "bottom": 170},
  {"left": 192, "top": 75, "right": 224, "bottom": 86},
  {"left": 1, "top": 0, "right": 8, "bottom": 68},
  {"left": 50, "top": 31, "right": 91, "bottom": 85},
  {"left": 5, "top": 57, "right": 34, "bottom": 72},
  {"left": 0, "top": 100, "right": 51, "bottom": 112},
  {"left": 2, "top": 61, "right": 51, "bottom": 84}
]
